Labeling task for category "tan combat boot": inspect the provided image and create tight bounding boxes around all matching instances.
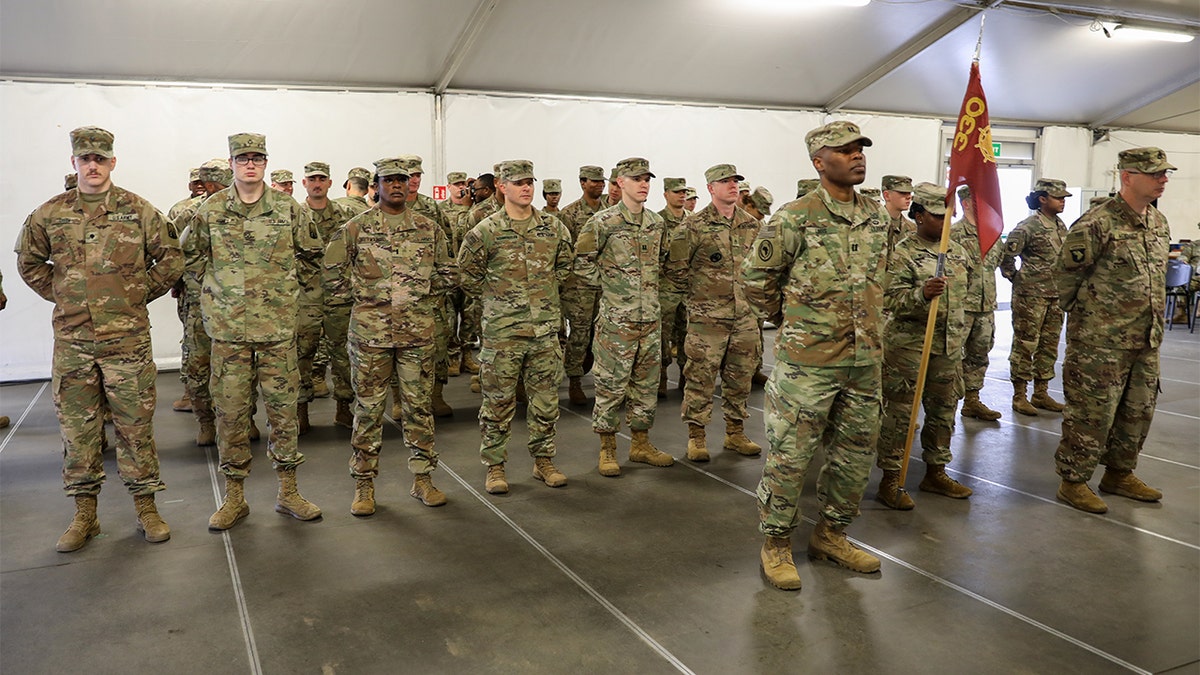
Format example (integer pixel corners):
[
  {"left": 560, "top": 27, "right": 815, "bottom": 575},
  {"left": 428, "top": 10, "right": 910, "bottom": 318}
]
[
  {"left": 461, "top": 350, "right": 481, "bottom": 375},
  {"left": 485, "top": 464, "right": 509, "bottom": 494},
  {"left": 196, "top": 421, "right": 216, "bottom": 447},
  {"left": 209, "top": 477, "right": 250, "bottom": 530},
  {"left": 312, "top": 372, "right": 330, "bottom": 398},
  {"left": 411, "top": 474, "right": 448, "bottom": 507},
  {"left": 133, "top": 494, "right": 171, "bottom": 543},
  {"left": 532, "top": 457, "right": 567, "bottom": 488},
  {"left": 0, "top": 415, "right": 9, "bottom": 429},
  {"left": 469, "top": 375, "right": 481, "bottom": 394},
  {"left": 752, "top": 370, "right": 769, "bottom": 386},
  {"left": 808, "top": 516, "right": 880, "bottom": 573},
  {"left": 568, "top": 376, "right": 587, "bottom": 406},
  {"left": 686, "top": 424, "right": 710, "bottom": 462},
  {"left": 297, "top": 402, "right": 311, "bottom": 436},
  {"left": 1056, "top": 480, "right": 1108, "bottom": 513},
  {"left": 1031, "top": 379, "right": 1064, "bottom": 412},
  {"left": 334, "top": 400, "right": 354, "bottom": 429},
  {"left": 598, "top": 433, "right": 621, "bottom": 477},
  {"left": 629, "top": 430, "right": 674, "bottom": 467},
  {"left": 876, "top": 470, "right": 915, "bottom": 510},
  {"left": 447, "top": 356, "right": 461, "bottom": 378},
  {"left": 1011, "top": 379, "right": 1038, "bottom": 416},
  {"left": 275, "top": 468, "right": 322, "bottom": 521},
  {"left": 919, "top": 464, "right": 973, "bottom": 498},
  {"left": 432, "top": 380, "right": 453, "bottom": 418},
  {"left": 56, "top": 494, "right": 100, "bottom": 553},
  {"left": 390, "top": 381, "right": 403, "bottom": 419},
  {"left": 960, "top": 390, "right": 1002, "bottom": 421},
  {"left": 1099, "top": 469, "right": 1163, "bottom": 502},
  {"left": 351, "top": 478, "right": 375, "bottom": 516},
  {"left": 723, "top": 418, "right": 762, "bottom": 456},
  {"left": 760, "top": 536, "right": 802, "bottom": 591},
  {"left": 172, "top": 394, "right": 192, "bottom": 412}
]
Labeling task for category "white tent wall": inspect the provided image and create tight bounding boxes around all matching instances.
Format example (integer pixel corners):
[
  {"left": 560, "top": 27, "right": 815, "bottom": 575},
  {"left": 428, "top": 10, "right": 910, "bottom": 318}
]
[{"left": 1091, "top": 130, "right": 1200, "bottom": 238}]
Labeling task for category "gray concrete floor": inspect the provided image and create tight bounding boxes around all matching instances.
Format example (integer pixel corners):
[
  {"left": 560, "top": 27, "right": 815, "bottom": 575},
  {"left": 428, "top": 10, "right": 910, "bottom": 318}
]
[{"left": 1, "top": 312, "right": 1197, "bottom": 675}]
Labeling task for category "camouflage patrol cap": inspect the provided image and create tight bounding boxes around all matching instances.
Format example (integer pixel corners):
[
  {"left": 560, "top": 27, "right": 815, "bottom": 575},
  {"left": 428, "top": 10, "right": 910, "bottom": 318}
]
[
  {"left": 684, "top": 187, "right": 698, "bottom": 199},
  {"left": 663, "top": 177, "right": 687, "bottom": 192},
  {"left": 447, "top": 171, "right": 468, "bottom": 184},
  {"left": 749, "top": 186, "right": 774, "bottom": 215},
  {"left": 1117, "top": 147, "right": 1175, "bottom": 173},
  {"left": 705, "top": 164, "right": 744, "bottom": 184},
  {"left": 69, "top": 126, "right": 114, "bottom": 158},
  {"left": 501, "top": 159, "right": 536, "bottom": 182},
  {"left": 881, "top": 175, "right": 913, "bottom": 193},
  {"left": 228, "top": 132, "right": 267, "bottom": 157},
  {"left": 64, "top": 173, "right": 78, "bottom": 190},
  {"left": 609, "top": 167, "right": 620, "bottom": 182},
  {"left": 579, "top": 165, "right": 605, "bottom": 181},
  {"left": 957, "top": 185, "right": 971, "bottom": 201},
  {"left": 271, "top": 170, "right": 294, "bottom": 183},
  {"left": 189, "top": 168, "right": 201, "bottom": 182},
  {"left": 912, "top": 182, "right": 949, "bottom": 216},
  {"left": 1033, "top": 178, "right": 1071, "bottom": 198},
  {"left": 373, "top": 157, "right": 410, "bottom": 179},
  {"left": 738, "top": 181, "right": 751, "bottom": 193},
  {"left": 399, "top": 155, "right": 425, "bottom": 175},
  {"left": 543, "top": 179, "right": 562, "bottom": 193},
  {"left": 616, "top": 157, "right": 655, "bottom": 178},
  {"left": 805, "top": 121, "right": 872, "bottom": 158},
  {"left": 796, "top": 178, "right": 820, "bottom": 198},
  {"left": 304, "top": 162, "right": 330, "bottom": 178},
  {"left": 199, "top": 158, "right": 232, "bottom": 185},
  {"left": 861, "top": 188, "right": 882, "bottom": 199},
  {"left": 344, "top": 167, "right": 371, "bottom": 187}
]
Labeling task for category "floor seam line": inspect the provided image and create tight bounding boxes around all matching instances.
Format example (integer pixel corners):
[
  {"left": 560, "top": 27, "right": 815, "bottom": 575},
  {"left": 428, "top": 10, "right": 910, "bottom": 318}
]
[{"left": 0, "top": 381, "right": 47, "bottom": 455}]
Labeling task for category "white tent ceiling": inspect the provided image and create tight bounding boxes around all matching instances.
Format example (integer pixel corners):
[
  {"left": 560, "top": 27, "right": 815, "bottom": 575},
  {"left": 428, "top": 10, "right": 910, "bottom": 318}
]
[{"left": 1, "top": 0, "right": 1197, "bottom": 132}]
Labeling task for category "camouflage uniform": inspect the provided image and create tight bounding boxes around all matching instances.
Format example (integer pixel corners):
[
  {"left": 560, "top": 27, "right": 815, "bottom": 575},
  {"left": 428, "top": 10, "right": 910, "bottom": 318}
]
[
  {"left": 459, "top": 193, "right": 504, "bottom": 359},
  {"left": 557, "top": 169, "right": 606, "bottom": 379},
  {"left": 1001, "top": 209, "right": 1067, "bottom": 383},
  {"left": 887, "top": 213, "right": 916, "bottom": 259},
  {"left": 950, "top": 212, "right": 1004, "bottom": 394},
  {"left": 167, "top": 193, "right": 204, "bottom": 395},
  {"left": 439, "top": 176, "right": 473, "bottom": 360},
  {"left": 657, "top": 179, "right": 690, "bottom": 380},
  {"left": 400, "top": 162, "right": 457, "bottom": 387},
  {"left": 301, "top": 175, "right": 357, "bottom": 406}
]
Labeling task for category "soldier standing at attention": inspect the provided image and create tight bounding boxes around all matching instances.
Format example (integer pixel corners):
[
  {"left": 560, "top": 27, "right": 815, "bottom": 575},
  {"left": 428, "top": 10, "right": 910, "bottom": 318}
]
[
  {"left": 1053, "top": 148, "right": 1172, "bottom": 514},
  {"left": 558, "top": 165, "right": 608, "bottom": 406},
  {"left": 668, "top": 164, "right": 763, "bottom": 462},
  {"left": 458, "top": 160, "right": 573, "bottom": 495},
  {"left": 440, "top": 171, "right": 474, "bottom": 378},
  {"left": 458, "top": 168, "right": 506, "bottom": 396},
  {"left": 335, "top": 167, "right": 372, "bottom": 215},
  {"left": 742, "top": 121, "right": 888, "bottom": 590},
  {"left": 168, "top": 167, "right": 205, "bottom": 414},
  {"left": 1001, "top": 178, "right": 1072, "bottom": 416},
  {"left": 605, "top": 167, "right": 622, "bottom": 207},
  {"left": 542, "top": 178, "right": 563, "bottom": 214},
  {"left": 742, "top": 187, "right": 775, "bottom": 388},
  {"left": 952, "top": 186, "right": 1005, "bottom": 421},
  {"left": 880, "top": 175, "right": 915, "bottom": 257},
  {"left": 795, "top": 179, "right": 819, "bottom": 199},
  {"left": 574, "top": 158, "right": 677, "bottom": 477},
  {"left": 683, "top": 187, "right": 698, "bottom": 213},
  {"left": 657, "top": 177, "right": 690, "bottom": 398},
  {"left": 270, "top": 169, "right": 295, "bottom": 196},
  {"left": 16, "top": 126, "right": 181, "bottom": 551},
  {"left": 185, "top": 132, "right": 324, "bottom": 530}
]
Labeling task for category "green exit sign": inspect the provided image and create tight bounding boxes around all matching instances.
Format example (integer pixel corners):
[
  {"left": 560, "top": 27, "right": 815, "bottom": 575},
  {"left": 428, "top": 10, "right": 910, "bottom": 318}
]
[{"left": 992, "top": 142, "right": 1002, "bottom": 157}]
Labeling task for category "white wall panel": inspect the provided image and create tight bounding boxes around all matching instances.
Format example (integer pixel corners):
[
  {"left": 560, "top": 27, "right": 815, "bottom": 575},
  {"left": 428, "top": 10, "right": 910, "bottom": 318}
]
[{"left": 1090, "top": 130, "right": 1199, "bottom": 240}]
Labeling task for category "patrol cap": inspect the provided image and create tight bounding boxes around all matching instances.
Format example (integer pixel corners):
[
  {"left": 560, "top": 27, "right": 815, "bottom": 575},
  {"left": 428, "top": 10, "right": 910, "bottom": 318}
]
[
  {"left": 881, "top": 175, "right": 913, "bottom": 193},
  {"left": 1033, "top": 178, "right": 1071, "bottom": 198},
  {"left": 912, "top": 181, "right": 949, "bottom": 216},
  {"left": 493, "top": 162, "right": 506, "bottom": 175},
  {"left": 738, "top": 181, "right": 750, "bottom": 193},
  {"left": 805, "top": 121, "right": 872, "bottom": 158},
  {"left": 189, "top": 168, "right": 201, "bottom": 182},
  {"left": 69, "top": 126, "right": 114, "bottom": 158},
  {"left": 663, "top": 177, "right": 687, "bottom": 192},
  {"left": 684, "top": 187, "right": 698, "bottom": 199},
  {"left": 615, "top": 157, "right": 655, "bottom": 178},
  {"left": 578, "top": 165, "right": 605, "bottom": 181},
  {"left": 64, "top": 173, "right": 78, "bottom": 190},
  {"left": 343, "top": 167, "right": 371, "bottom": 188},
  {"left": 199, "top": 158, "right": 232, "bottom": 185},
  {"left": 271, "top": 170, "right": 294, "bottom": 183},
  {"left": 400, "top": 155, "right": 425, "bottom": 175},
  {"left": 796, "top": 178, "right": 820, "bottom": 198},
  {"left": 609, "top": 167, "right": 620, "bottom": 182},
  {"left": 447, "top": 171, "right": 468, "bottom": 184},
  {"left": 861, "top": 188, "right": 882, "bottom": 199},
  {"left": 373, "top": 157, "right": 410, "bottom": 179},
  {"left": 501, "top": 159, "right": 536, "bottom": 182},
  {"left": 1117, "top": 147, "right": 1176, "bottom": 173},
  {"left": 749, "top": 186, "right": 774, "bottom": 215},
  {"left": 957, "top": 185, "right": 971, "bottom": 201},
  {"left": 705, "top": 164, "right": 744, "bottom": 184},
  {"left": 228, "top": 132, "right": 267, "bottom": 157},
  {"left": 543, "top": 179, "right": 562, "bottom": 193},
  {"left": 304, "top": 162, "right": 330, "bottom": 178}
]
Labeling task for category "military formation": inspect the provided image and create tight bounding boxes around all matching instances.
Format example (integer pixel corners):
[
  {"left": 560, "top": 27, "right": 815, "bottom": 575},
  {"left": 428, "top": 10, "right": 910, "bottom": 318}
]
[{"left": 9, "top": 124, "right": 1178, "bottom": 596}]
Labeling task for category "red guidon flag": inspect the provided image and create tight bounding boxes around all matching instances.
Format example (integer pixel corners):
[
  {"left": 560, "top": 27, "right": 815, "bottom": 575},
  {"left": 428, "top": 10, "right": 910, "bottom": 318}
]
[{"left": 946, "top": 61, "right": 1003, "bottom": 257}]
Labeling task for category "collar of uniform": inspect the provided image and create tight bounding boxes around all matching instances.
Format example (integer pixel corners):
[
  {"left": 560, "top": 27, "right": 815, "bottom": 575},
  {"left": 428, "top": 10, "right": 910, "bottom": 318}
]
[
  {"left": 224, "top": 185, "right": 278, "bottom": 217},
  {"left": 617, "top": 200, "right": 644, "bottom": 226},
  {"left": 952, "top": 217, "right": 976, "bottom": 237},
  {"left": 816, "top": 185, "right": 868, "bottom": 224},
  {"left": 1111, "top": 193, "right": 1151, "bottom": 229},
  {"left": 71, "top": 186, "right": 117, "bottom": 215}
]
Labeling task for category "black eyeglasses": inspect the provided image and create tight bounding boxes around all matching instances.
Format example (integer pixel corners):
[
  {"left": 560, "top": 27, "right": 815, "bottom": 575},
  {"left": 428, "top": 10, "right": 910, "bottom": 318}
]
[{"left": 234, "top": 155, "right": 267, "bottom": 166}]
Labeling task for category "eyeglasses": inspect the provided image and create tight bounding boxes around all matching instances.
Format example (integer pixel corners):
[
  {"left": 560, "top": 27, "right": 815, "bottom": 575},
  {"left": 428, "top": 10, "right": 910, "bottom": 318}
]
[{"left": 234, "top": 155, "right": 267, "bottom": 166}]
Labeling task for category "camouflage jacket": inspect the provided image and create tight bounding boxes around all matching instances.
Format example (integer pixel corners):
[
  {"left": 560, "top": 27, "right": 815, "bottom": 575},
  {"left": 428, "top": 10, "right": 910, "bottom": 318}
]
[
  {"left": 15, "top": 186, "right": 183, "bottom": 342},
  {"left": 741, "top": 187, "right": 890, "bottom": 368},
  {"left": 410, "top": 193, "right": 454, "bottom": 241},
  {"left": 950, "top": 218, "right": 1004, "bottom": 313},
  {"left": 334, "top": 195, "right": 370, "bottom": 216},
  {"left": 330, "top": 208, "right": 457, "bottom": 348},
  {"left": 885, "top": 234, "right": 969, "bottom": 356},
  {"left": 668, "top": 202, "right": 760, "bottom": 323},
  {"left": 1001, "top": 211, "right": 1067, "bottom": 297},
  {"left": 439, "top": 199, "right": 471, "bottom": 251},
  {"left": 573, "top": 202, "right": 666, "bottom": 324},
  {"left": 557, "top": 196, "right": 604, "bottom": 243},
  {"left": 1057, "top": 196, "right": 1169, "bottom": 350},
  {"left": 466, "top": 195, "right": 503, "bottom": 229},
  {"left": 184, "top": 186, "right": 322, "bottom": 342},
  {"left": 458, "top": 208, "right": 573, "bottom": 341},
  {"left": 887, "top": 213, "right": 915, "bottom": 259},
  {"left": 167, "top": 194, "right": 203, "bottom": 224},
  {"left": 298, "top": 200, "right": 356, "bottom": 308},
  {"left": 657, "top": 206, "right": 689, "bottom": 296}
]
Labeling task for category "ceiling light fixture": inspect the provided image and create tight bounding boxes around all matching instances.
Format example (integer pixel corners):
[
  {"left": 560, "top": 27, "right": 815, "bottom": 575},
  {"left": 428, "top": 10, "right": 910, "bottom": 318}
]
[
  {"left": 747, "top": 0, "right": 869, "bottom": 10},
  {"left": 1099, "top": 21, "right": 1195, "bottom": 43}
]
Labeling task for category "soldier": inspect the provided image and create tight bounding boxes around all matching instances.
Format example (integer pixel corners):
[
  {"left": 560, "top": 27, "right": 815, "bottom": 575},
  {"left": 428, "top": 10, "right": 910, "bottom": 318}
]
[
  {"left": 657, "top": 177, "right": 690, "bottom": 398},
  {"left": 542, "top": 178, "right": 563, "bottom": 213},
  {"left": 1053, "top": 148, "right": 1173, "bottom": 514},
  {"left": 1001, "top": 178, "right": 1072, "bottom": 415},
  {"left": 188, "top": 167, "right": 205, "bottom": 198},
  {"left": 326, "top": 158, "right": 458, "bottom": 514},
  {"left": 605, "top": 167, "right": 622, "bottom": 207},
  {"left": 668, "top": 163, "right": 762, "bottom": 462},
  {"left": 458, "top": 160, "right": 573, "bottom": 494},
  {"left": 270, "top": 169, "right": 295, "bottom": 195},
  {"left": 880, "top": 175, "right": 915, "bottom": 257},
  {"left": 184, "top": 132, "right": 324, "bottom": 530},
  {"left": 558, "top": 165, "right": 607, "bottom": 405},
  {"left": 738, "top": 181, "right": 752, "bottom": 201},
  {"left": 458, "top": 169, "right": 505, "bottom": 393},
  {"left": 440, "top": 171, "right": 473, "bottom": 225},
  {"left": 441, "top": 170, "right": 474, "bottom": 377},
  {"left": 335, "top": 167, "right": 372, "bottom": 214},
  {"left": 742, "top": 187, "right": 775, "bottom": 387},
  {"left": 683, "top": 186, "right": 698, "bottom": 213},
  {"left": 874, "top": 183, "right": 974, "bottom": 510},
  {"left": 15, "top": 126, "right": 181, "bottom": 552},
  {"left": 796, "top": 179, "right": 819, "bottom": 199},
  {"left": 952, "top": 185, "right": 1005, "bottom": 421},
  {"left": 167, "top": 168, "right": 207, "bottom": 413},
  {"left": 742, "top": 121, "right": 887, "bottom": 590},
  {"left": 574, "top": 158, "right": 676, "bottom": 477}
]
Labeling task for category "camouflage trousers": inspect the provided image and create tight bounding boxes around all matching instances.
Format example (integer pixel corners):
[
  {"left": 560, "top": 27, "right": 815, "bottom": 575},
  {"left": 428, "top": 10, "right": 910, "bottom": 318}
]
[
  {"left": 313, "top": 328, "right": 330, "bottom": 375},
  {"left": 592, "top": 316, "right": 661, "bottom": 433},
  {"left": 478, "top": 333, "right": 562, "bottom": 466},
  {"left": 181, "top": 292, "right": 214, "bottom": 424},
  {"left": 53, "top": 335, "right": 164, "bottom": 497},
  {"left": 659, "top": 290, "right": 687, "bottom": 371},
  {"left": 877, "top": 347, "right": 963, "bottom": 471},
  {"left": 962, "top": 310, "right": 995, "bottom": 392},
  {"left": 1009, "top": 294, "right": 1062, "bottom": 381},
  {"left": 460, "top": 290, "right": 482, "bottom": 352},
  {"left": 561, "top": 285, "right": 599, "bottom": 377},
  {"left": 324, "top": 304, "right": 353, "bottom": 402},
  {"left": 349, "top": 341, "right": 437, "bottom": 478},
  {"left": 757, "top": 361, "right": 881, "bottom": 536},
  {"left": 176, "top": 289, "right": 188, "bottom": 390},
  {"left": 681, "top": 314, "right": 760, "bottom": 427},
  {"left": 1054, "top": 342, "right": 1158, "bottom": 483},
  {"left": 296, "top": 303, "right": 323, "bottom": 404},
  {"left": 210, "top": 338, "right": 304, "bottom": 479},
  {"left": 433, "top": 296, "right": 452, "bottom": 382}
]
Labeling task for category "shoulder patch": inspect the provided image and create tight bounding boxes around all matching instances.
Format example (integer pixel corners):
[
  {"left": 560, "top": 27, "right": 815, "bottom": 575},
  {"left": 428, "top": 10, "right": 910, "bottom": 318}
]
[{"left": 1069, "top": 247, "right": 1085, "bottom": 264}]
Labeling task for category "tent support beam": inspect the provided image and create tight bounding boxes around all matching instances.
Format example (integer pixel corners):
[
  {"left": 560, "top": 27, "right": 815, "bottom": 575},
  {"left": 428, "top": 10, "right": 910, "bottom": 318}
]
[
  {"left": 1089, "top": 75, "right": 1200, "bottom": 128},
  {"left": 433, "top": 0, "right": 500, "bottom": 94}
]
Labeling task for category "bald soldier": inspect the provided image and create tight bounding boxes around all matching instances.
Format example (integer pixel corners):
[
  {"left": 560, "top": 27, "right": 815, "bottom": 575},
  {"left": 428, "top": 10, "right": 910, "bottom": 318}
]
[
  {"left": 16, "top": 126, "right": 182, "bottom": 551},
  {"left": 558, "top": 165, "right": 608, "bottom": 405}
]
